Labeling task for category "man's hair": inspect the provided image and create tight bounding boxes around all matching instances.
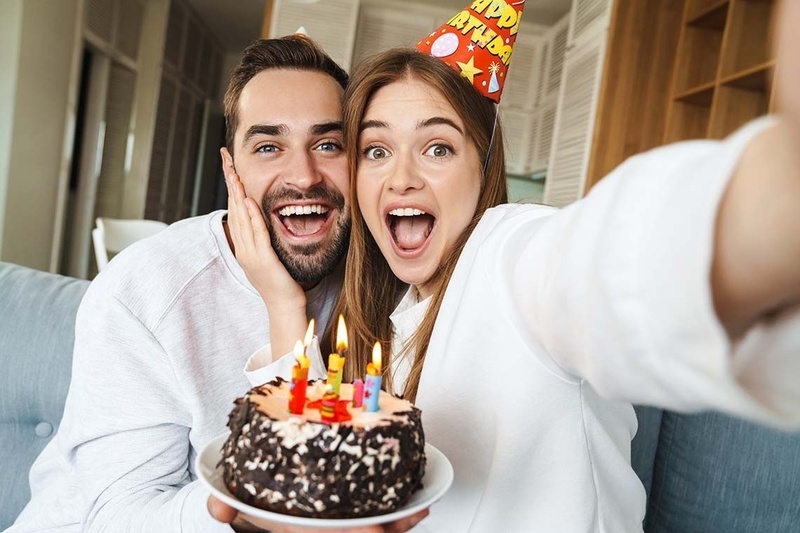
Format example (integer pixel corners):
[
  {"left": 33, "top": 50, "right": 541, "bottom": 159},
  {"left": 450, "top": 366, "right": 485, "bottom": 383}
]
[{"left": 223, "top": 35, "right": 349, "bottom": 155}]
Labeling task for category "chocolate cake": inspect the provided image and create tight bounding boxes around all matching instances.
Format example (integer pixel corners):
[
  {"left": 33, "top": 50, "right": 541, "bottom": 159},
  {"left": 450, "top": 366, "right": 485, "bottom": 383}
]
[{"left": 220, "top": 378, "right": 426, "bottom": 518}]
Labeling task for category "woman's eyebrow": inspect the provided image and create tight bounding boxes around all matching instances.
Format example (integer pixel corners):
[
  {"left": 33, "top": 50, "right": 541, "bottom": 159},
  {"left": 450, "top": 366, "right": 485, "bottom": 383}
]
[
  {"left": 417, "top": 117, "right": 463, "bottom": 135},
  {"left": 359, "top": 117, "right": 463, "bottom": 135},
  {"left": 360, "top": 119, "right": 388, "bottom": 132}
]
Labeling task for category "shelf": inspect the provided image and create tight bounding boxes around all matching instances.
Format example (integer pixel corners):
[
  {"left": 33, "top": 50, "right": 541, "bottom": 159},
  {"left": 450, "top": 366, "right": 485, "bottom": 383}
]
[
  {"left": 675, "top": 82, "right": 716, "bottom": 106},
  {"left": 685, "top": 0, "right": 730, "bottom": 24},
  {"left": 665, "top": 101, "right": 712, "bottom": 143},
  {"left": 687, "top": 0, "right": 730, "bottom": 29},
  {"left": 672, "top": 23, "right": 725, "bottom": 92},
  {"left": 708, "top": 84, "right": 770, "bottom": 138},
  {"left": 720, "top": 60, "right": 775, "bottom": 92},
  {"left": 719, "top": 0, "right": 776, "bottom": 76}
]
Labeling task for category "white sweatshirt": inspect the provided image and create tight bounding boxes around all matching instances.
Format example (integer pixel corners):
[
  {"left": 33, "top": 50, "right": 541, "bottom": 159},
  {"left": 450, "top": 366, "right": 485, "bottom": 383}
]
[
  {"left": 10, "top": 211, "right": 340, "bottom": 532},
  {"left": 247, "top": 119, "right": 800, "bottom": 533}
]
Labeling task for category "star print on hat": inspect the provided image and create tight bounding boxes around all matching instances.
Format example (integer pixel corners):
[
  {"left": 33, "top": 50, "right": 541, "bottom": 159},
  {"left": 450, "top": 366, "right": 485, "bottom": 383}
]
[{"left": 417, "top": 0, "right": 526, "bottom": 103}]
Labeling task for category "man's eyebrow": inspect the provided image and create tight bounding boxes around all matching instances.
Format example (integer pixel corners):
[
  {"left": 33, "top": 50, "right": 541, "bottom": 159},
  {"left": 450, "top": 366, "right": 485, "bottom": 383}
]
[
  {"left": 242, "top": 124, "right": 288, "bottom": 145},
  {"left": 311, "top": 121, "right": 343, "bottom": 135},
  {"left": 418, "top": 117, "right": 463, "bottom": 135}
]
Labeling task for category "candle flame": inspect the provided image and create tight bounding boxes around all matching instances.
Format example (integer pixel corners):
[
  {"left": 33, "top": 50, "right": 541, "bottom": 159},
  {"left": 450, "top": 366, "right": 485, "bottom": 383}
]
[
  {"left": 372, "top": 341, "right": 382, "bottom": 370},
  {"left": 293, "top": 340, "right": 304, "bottom": 361},
  {"left": 336, "top": 314, "right": 348, "bottom": 352},
  {"left": 303, "top": 318, "right": 315, "bottom": 347}
]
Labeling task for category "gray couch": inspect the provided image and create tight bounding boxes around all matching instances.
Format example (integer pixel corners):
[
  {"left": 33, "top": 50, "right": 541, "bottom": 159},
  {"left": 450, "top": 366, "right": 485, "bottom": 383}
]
[{"left": 1, "top": 260, "right": 799, "bottom": 530}]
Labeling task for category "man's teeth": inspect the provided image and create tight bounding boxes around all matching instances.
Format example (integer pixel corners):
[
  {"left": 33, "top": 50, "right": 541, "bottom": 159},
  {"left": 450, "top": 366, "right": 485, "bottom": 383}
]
[
  {"left": 277, "top": 205, "right": 329, "bottom": 216},
  {"left": 389, "top": 208, "right": 427, "bottom": 216}
]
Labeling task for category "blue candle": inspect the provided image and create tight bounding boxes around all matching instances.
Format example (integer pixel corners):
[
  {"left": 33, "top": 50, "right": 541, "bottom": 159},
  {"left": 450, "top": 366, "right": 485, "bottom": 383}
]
[{"left": 364, "top": 342, "right": 382, "bottom": 412}]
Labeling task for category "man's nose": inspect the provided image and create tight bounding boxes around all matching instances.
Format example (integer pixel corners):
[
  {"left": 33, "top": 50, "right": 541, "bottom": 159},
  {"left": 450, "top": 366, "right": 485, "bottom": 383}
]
[
  {"left": 387, "top": 154, "right": 424, "bottom": 193},
  {"left": 283, "top": 151, "right": 323, "bottom": 192}
]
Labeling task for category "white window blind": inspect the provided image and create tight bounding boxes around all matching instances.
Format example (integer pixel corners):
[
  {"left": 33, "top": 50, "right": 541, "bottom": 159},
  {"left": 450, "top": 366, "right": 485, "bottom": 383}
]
[
  {"left": 352, "top": 2, "right": 438, "bottom": 66},
  {"left": 544, "top": 36, "right": 607, "bottom": 207},
  {"left": 569, "top": 0, "right": 612, "bottom": 47},
  {"left": 271, "top": 0, "right": 361, "bottom": 71}
]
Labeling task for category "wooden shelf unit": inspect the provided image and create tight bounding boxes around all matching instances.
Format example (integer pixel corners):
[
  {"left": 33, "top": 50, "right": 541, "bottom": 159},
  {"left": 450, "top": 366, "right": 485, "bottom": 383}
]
[{"left": 664, "top": 0, "right": 777, "bottom": 143}]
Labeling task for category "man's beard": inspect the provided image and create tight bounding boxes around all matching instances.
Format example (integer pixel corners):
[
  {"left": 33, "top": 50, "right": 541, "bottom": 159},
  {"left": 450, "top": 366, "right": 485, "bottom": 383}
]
[{"left": 261, "top": 185, "right": 350, "bottom": 285}]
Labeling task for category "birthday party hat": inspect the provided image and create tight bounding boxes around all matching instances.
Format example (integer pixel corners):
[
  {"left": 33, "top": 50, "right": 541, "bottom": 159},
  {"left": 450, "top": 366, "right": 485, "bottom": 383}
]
[{"left": 416, "top": 0, "right": 526, "bottom": 103}]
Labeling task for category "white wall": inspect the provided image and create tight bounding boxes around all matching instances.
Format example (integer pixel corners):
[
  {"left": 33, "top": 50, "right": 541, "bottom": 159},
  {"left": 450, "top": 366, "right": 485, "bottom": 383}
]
[
  {"left": 0, "top": 0, "right": 82, "bottom": 271},
  {"left": 0, "top": 0, "right": 24, "bottom": 259}
]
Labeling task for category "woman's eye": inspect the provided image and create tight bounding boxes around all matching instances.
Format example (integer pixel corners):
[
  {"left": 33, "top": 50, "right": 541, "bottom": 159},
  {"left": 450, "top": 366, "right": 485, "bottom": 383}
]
[
  {"left": 425, "top": 144, "right": 452, "bottom": 158},
  {"left": 364, "top": 146, "right": 388, "bottom": 160}
]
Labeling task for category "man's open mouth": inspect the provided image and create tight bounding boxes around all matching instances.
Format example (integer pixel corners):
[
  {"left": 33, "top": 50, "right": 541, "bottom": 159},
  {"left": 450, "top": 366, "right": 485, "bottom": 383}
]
[
  {"left": 276, "top": 204, "right": 332, "bottom": 237},
  {"left": 387, "top": 208, "right": 435, "bottom": 252}
]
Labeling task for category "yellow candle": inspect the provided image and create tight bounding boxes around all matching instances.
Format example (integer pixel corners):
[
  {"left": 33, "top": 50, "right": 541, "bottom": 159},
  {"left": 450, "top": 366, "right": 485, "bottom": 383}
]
[{"left": 327, "top": 315, "right": 348, "bottom": 394}]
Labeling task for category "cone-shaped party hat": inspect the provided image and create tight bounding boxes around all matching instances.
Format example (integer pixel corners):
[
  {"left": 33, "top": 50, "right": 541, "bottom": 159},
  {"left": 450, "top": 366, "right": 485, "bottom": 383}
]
[{"left": 416, "top": 0, "right": 526, "bottom": 103}]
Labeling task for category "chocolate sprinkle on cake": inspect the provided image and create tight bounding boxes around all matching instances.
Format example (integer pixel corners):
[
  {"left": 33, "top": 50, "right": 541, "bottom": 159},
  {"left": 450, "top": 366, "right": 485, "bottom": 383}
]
[{"left": 220, "top": 378, "right": 426, "bottom": 518}]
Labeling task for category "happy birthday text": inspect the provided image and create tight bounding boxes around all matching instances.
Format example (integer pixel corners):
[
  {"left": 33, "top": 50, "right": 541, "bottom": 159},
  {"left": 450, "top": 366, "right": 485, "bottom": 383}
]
[{"left": 446, "top": 0, "right": 522, "bottom": 65}]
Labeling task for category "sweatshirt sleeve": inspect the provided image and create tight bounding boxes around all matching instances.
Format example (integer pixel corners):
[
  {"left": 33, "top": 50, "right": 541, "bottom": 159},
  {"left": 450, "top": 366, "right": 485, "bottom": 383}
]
[
  {"left": 10, "top": 282, "right": 231, "bottom": 533},
  {"left": 505, "top": 118, "right": 800, "bottom": 428},
  {"left": 244, "top": 337, "right": 328, "bottom": 387}
]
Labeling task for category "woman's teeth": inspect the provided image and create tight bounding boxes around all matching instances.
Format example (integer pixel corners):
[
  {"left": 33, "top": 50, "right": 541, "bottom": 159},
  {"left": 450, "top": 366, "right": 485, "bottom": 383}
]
[{"left": 389, "top": 207, "right": 427, "bottom": 216}]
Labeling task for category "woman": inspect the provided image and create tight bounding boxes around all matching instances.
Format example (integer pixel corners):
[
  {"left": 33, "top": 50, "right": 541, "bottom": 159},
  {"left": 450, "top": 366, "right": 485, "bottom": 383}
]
[
  {"left": 334, "top": 23, "right": 800, "bottom": 533},
  {"left": 218, "top": 4, "right": 800, "bottom": 531}
]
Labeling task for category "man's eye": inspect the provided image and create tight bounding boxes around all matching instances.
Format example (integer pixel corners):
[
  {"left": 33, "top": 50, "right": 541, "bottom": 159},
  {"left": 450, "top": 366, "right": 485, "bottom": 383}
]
[
  {"left": 364, "top": 146, "right": 388, "bottom": 160},
  {"left": 256, "top": 144, "right": 278, "bottom": 153},
  {"left": 425, "top": 144, "right": 452, "bottom": 158},
  {"left": 316, "top": 142, "right": 342, "bottom": 152}
]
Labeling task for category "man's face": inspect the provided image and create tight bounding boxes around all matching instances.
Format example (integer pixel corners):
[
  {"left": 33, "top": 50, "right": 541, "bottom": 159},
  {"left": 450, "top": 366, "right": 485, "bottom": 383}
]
[{"left": 221, "top": 69, "right": 350, "bottom": 286}]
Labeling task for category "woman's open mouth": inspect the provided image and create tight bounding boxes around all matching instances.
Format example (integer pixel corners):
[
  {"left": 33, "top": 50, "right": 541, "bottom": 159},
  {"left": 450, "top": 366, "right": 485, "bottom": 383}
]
[{"left": 387, "top": 207, "right": 435, "bottom": 255}]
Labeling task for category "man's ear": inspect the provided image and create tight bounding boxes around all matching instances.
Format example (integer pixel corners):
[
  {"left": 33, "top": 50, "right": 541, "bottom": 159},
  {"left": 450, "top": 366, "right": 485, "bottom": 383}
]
[{"left": 220, "top": 147, "right": 234, "bottom": 178}]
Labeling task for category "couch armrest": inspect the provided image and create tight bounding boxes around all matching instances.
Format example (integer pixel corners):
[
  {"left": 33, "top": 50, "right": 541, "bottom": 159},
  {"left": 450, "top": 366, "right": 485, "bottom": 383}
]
[{"left": 0, "top": 262, "right": 89, "bottom": 529}]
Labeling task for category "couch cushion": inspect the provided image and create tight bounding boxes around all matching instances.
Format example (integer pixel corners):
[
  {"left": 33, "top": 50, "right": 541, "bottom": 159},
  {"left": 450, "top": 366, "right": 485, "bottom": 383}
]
[
  {"left": 645, "top": 411, "right": 800, "bottom": 532},
  {"left": 0, "top": 262, "right": 89, "bottom": 529}
]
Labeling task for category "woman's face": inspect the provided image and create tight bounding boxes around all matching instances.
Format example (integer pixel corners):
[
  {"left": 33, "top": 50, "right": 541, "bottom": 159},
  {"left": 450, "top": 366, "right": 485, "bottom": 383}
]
[{"left": 356, "top": 77, "right": 482, "bottom": 298}]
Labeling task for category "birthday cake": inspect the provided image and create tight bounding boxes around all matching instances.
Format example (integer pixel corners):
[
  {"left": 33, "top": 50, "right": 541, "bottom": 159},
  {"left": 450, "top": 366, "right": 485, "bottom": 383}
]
[{"left": 220, "top": 378, "right": 426, "bottom": 518}]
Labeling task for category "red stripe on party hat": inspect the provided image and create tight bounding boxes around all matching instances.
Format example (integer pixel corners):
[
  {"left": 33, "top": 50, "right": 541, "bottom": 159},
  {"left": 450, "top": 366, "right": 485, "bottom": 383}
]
[{"left": 416, "top": 0, "right": 526, "bottom": 103}]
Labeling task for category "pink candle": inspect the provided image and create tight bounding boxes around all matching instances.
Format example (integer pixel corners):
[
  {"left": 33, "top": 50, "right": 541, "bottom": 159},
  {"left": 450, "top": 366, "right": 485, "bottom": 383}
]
[{"left": 352, "top": 379, "right": 364, "bottom": 408}]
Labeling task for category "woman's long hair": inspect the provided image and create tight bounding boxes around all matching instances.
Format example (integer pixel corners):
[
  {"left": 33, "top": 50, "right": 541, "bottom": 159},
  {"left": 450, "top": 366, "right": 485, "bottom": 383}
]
[{"left": 337, "top": 49, "right": 508, "bottom": 402}]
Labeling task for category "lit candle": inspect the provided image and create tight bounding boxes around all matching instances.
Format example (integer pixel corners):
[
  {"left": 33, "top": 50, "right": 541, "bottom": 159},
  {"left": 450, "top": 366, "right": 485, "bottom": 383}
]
[
  {"left": 319, "top": 384, "right": 338, "bottom": 422},
  {"left": 303, "top": 318, "right": 315, "bottom": 348},
  {"left": 326, "top": 315, "right": 348, "bottom": 395},
  {"left": 352, "top": 378, "right": 364, "bottom": 408},
  {"left": 364, "top": 342, "right": 382, "bottom": 412},
  {"left": 289, "top": 340, "right": 310, "bottom": 415}
]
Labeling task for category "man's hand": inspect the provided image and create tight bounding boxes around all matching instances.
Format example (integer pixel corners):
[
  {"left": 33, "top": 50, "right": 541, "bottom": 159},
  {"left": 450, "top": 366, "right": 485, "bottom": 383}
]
[
  {"left": 225, "top": 172, "right": 308, "bottom": 355},
  {"left": 207, "top": 495, "right": 430, "bottom": 533}
]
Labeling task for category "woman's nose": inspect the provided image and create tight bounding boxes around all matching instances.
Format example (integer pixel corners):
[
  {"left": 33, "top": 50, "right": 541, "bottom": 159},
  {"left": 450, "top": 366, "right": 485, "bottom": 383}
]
[{"left": 387, "top": 154, "right": 424, "bottom": 192}]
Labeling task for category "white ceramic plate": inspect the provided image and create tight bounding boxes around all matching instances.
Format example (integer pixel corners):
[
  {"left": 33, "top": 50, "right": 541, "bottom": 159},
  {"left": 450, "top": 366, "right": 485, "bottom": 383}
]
[{"left": 196, "top": 433, "right": 454, "bottom": 529}]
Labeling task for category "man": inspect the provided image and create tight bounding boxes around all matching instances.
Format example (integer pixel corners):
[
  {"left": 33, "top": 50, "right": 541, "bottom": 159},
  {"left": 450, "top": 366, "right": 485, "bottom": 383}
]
[{"left": 10, "top": 35, "right": 351, "bottom": 532}]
